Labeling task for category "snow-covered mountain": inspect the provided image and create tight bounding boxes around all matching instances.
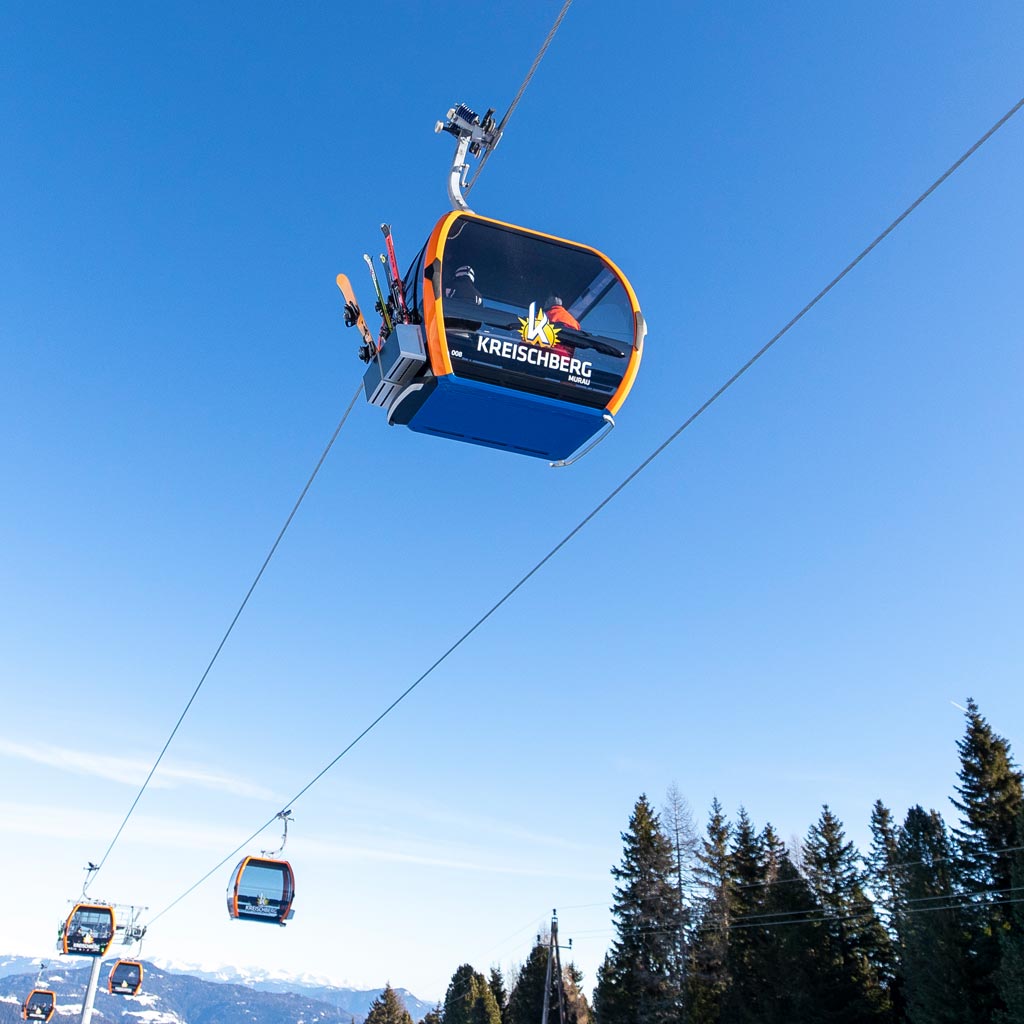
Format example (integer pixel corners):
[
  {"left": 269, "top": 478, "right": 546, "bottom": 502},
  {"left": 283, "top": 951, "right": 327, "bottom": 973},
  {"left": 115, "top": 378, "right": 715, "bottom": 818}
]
[
  {"left": 148, "top": 960, "right": 436, "bottom": 1019},
  {"left": 0, "top": 956, "right": 435, "bottom": 1023}
]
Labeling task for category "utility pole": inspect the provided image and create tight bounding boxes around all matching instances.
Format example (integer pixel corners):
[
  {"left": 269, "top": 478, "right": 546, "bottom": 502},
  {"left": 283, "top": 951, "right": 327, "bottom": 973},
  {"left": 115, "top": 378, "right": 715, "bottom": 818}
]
[{"left": 540, "top": 910, "right": 572, "bottom": 1024}]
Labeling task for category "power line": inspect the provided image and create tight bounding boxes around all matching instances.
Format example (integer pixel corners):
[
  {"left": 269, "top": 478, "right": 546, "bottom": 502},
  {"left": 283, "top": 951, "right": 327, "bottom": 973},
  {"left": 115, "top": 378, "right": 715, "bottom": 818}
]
[
  {"left": 146, "top": 91, "right": 1024, "bottom": 927},
  {"left": 94, "top": 2, "right": 579, "bottom": 898},
  {"left": 573, "top": 890, "right": 1024, "bottom": 939},
  {"left": 715, "top": 841, "right": 1024, "bottom": 892},
  {"left": 86, "top": 384, "right": 364, "bottom": 891}
]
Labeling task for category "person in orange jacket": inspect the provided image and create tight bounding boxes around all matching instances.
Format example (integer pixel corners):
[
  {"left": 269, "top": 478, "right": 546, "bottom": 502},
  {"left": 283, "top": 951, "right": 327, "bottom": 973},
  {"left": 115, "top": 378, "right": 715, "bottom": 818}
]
[{"left": 545, "top": 294, "right": 581, "bottom": 331}]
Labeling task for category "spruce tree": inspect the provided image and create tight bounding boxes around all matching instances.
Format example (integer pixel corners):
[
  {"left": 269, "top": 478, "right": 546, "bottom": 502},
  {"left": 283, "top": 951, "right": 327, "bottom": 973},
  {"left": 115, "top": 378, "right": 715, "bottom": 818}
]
[
  {"left": 995, "top": 806, "right": 1024, "bottom": 1024},
  {"left": 507, "top": 939, "right": 585, "bottom": 1024},
  {"left": 488, "top": 967, "right": 508, "bottom": 1024},
  {"left": 506, "top": 942, "right": 551, "bottom": 1024},
  {"left": 365, "top": 984, "right": 414, "bottom": 1024},
  {"left": 687, "top": 798, "right": 732, "bottom": 1024},
  {"left": 755, "top": 826, "right": 832, "bottom": 1024},
  {"left": 443, "top": 965, "right": 502, "bottom": 1024},
  {"left": 803, "top": 805, "right": 892, "bottom": 1022},
  {"left": 593, "top": 795, "right": 683, "bottom": 1024},
  {"left": 866, "top": 800, "right": 902, "bottom": 1013},
  {"left": 897, "top": 805, "right": 972, "bottom": 1024},
  {"left": 867, "top": 800, "right": 902, "bottom": 937},
  {"left": 950, "top": 697, "right": 1023, "bottom": 1021},
  {"left": 720, "top": 808, "right": 766, "bottom": 1024},
  {"left": 952, "top": 698, "right": 1024, "bottom": 903}
]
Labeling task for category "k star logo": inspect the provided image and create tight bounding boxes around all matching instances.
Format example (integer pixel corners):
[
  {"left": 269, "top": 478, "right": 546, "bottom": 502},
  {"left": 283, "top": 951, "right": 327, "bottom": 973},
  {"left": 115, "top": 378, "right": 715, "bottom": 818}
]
[{"left": 519, "top": 302, "right": 562, "bottom": 347}]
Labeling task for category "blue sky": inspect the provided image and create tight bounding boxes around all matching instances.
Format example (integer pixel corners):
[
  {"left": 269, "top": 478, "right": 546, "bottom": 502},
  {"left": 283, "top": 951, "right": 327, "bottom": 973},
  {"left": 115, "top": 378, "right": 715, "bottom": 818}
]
[{"left": 2, "top": 0, "right": 1022, "bottom": 1003}]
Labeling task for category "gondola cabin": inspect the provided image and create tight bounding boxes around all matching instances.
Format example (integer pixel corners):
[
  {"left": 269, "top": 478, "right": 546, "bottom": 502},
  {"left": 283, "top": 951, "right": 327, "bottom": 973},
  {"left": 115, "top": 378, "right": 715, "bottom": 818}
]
[
  {"left": 108, "top": 959, "right": 144, "bottom": 996},
  {"left": 351, "top": 211, "right": 646, "bottom": 463},
  {"left": 226, "top": 856, "right": 295, "bottom": 925},
  {"left": 63, "top": 903, "right": 116, "bottom": 956},
  {"left": 21, "top": 989, "right": 55, "bottom": 1022}
]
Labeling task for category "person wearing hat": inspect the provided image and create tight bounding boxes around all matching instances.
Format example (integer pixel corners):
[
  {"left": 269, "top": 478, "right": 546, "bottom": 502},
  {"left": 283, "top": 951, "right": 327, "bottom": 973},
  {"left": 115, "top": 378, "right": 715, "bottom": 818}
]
[
  {"left": 545, "top": 295, "right": 581, "bottom": 331},
  {"left": 447, "top": 264, "right": 484, "bottom": 306}
]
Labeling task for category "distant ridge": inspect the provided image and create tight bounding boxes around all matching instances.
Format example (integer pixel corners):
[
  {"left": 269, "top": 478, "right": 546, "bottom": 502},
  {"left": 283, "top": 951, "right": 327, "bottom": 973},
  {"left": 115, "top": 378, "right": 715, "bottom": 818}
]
[{"left": 0, "top": 955, "right": 435, "bottom": 1023}]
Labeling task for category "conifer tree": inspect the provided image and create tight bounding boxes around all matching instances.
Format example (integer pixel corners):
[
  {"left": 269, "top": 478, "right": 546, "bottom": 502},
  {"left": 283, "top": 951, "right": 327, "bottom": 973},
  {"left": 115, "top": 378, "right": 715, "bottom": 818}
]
[
  {"left": 443, "top": 965, "right": 501, "bottom": 1024},
  {"left": 593, "top": 795, "right": 683, "bottom": 1024},
  {"left": 866, "top": 800, "right": 902, "bottom": 1011},
  {"left": 803, "top": 805, "right": 892, "bottom": 1021},
  {"left": 952, "top": 698, "right": 1024, "bottom": 903},
  {"left": 897, "top": 805, "right": 972, "bottom": 1024},
  {"left": 750, "top": 825, "right": 832, "bottom": 1024},
  {"left": 687, "top": 798, "right": 732, "bottom": 1024},
  {"left": 950, "top": 697, "right": 1023, "bottom": 1021},
  {"left": 507, "top": 939, "right": 586, "bottom": 1024},
  {"left": 720, "top": 808, "right": 767, "bottom": 1024},
  {"left": 506, "top": 942, "right": 551, "bottom": 1024},
  {"left": 868, "top": 800, "right": 902, "bottom": 936},
  {"left": 488, "top": 967, "right": 507, "bottom": 1024},
  {"left": 994, "top": 807, "right": 1024, "bottom": 1023},
  {"left": 365, "top": 983, "right": 415, "bottom": 1024}
]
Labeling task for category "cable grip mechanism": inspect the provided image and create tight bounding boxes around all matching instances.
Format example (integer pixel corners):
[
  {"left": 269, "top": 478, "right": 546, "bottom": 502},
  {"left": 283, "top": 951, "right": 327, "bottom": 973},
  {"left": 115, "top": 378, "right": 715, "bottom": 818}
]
[{"left": 435, "top": 103, "right": 501, "bottom": 212}]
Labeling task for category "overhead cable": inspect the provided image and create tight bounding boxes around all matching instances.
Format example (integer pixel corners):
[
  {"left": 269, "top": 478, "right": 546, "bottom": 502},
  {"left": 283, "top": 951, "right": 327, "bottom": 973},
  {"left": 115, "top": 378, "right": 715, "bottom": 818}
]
[
  {"left": 148, "top": 92, "right": 1024, "bottom": 925},
  {"left": 465, "top": 0, "right": 574, "bottom": 195},
  {"left": 87, "top": 384, "right": 364, "bottom": 890}
]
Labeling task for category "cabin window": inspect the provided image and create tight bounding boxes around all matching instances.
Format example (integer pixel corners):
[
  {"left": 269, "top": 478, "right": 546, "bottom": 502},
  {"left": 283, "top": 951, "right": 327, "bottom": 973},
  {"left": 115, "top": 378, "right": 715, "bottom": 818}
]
[{"left": 439, "top": 217, "right": 634, "bottom": 407}]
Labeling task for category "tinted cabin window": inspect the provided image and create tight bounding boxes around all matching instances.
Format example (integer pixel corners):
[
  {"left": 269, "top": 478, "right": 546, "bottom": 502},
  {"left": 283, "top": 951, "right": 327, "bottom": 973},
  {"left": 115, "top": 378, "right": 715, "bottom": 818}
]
[
  {"left": 440, "top": 217, "right": 634, "bottom": 407},
  {"left": 66, "top": 908, "right": 113, "bottom": 952},
  {"left": 237, "top": 861, "right": 290, "bottom": 917}
]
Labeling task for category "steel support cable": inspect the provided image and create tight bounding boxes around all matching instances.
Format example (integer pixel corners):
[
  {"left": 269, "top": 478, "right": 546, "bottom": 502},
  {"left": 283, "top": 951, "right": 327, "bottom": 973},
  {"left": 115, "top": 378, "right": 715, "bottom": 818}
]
[
  {"left": 87, "top": 383, "right": 364, "bottom": 890},
  {"left": 561, "top": 843, "right": 1024, "bottom": 906},
  {"left": 725, "top": 894, "right": 1024, "bottom": 930},
  {"left": 693, "top": 883, "right": 1024, "bottom": 928},
  {"left": 572, "top": 891, "right": 1024, "bottom": 940},
  {"left": 148, "top": 93, "right": 1022, "bottom": 926},
  {"left": 464, "top": 0, "right": 574, "bottom": 196}
]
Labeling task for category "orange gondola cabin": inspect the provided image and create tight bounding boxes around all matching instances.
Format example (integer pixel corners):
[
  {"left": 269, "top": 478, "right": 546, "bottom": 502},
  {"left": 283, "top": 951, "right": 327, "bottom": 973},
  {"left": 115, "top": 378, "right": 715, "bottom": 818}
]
[
  {"left": 62, "top": 904, "right": 116, "bottom": 957},
  {"left": 108, "top": 959, "right": 144, "bottom": 996},
  {"left": 226, "top": 856, "right": 295, "bottom": 925},
  {"left": 338, "top": 102, "right": 648, "bottom": 464},
  {"left": 349, "top": 209, "right": 645, "bottom": 463},
  {"left": 22, "top": 989, "right": 56, "bottom": 1022}
]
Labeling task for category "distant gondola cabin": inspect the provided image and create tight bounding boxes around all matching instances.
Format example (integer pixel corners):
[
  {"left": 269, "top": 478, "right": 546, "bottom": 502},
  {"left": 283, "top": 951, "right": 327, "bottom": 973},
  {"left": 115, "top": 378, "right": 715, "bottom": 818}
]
[
  {"left": 355, "top": 211, "right": 645, "bottom": 462},
  {"left": 226, "top": 856, "right": 295, "bottom": 925},
  {"left": 62, "top": 904, "right": 116, "bottom": 956},
  {"left": 108, "top": 959, "right": 144, "bottom": 996},
  {"left": 22, "top": 989, "right": 56, "bottom": 1022}
]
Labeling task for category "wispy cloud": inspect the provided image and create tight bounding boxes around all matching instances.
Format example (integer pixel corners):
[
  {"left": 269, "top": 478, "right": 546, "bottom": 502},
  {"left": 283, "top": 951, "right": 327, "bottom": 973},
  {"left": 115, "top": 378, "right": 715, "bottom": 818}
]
[
  {"left": 0, "top": 798, "right": 263, "bottom": 853},
  {"left": 321, "top": 781, "right": 595, "bottom": 854},
  {"left": 0, "top": 739, "right": 277, "bottom": 800},
  {"left": 0, "top": 797, "right": 605, "bottom": 881},
  {"left": 294, "top": 832, "right": 607, "bottom": 881}
]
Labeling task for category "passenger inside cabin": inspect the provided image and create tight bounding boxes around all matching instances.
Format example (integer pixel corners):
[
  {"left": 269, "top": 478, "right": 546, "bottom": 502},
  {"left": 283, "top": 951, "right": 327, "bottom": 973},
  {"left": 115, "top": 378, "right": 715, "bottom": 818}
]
[
  {"left": 446, "top": 264, "right": 483, "bottom": 306},
  {"left": 545, "top": 294, "right": 581, "bottom": 331}
]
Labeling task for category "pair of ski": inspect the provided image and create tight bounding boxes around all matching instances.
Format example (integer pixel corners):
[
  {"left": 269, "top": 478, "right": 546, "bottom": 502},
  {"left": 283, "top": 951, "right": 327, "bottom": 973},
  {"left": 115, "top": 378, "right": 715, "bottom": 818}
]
[{"left": 336, "top": 223, "right": 408, "bottom": 362}]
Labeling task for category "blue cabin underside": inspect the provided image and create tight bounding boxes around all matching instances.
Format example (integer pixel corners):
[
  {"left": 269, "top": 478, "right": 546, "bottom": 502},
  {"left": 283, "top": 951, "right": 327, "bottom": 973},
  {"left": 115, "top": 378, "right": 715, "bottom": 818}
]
[{"left": 394, "top": 374, "right": 608, "bottom": 460}]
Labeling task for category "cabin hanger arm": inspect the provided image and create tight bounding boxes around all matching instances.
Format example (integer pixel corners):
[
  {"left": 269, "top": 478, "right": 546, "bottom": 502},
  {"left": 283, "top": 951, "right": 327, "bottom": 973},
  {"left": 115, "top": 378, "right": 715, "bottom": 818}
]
[{"left": 435, "top": 103, "right": 501, "bottom": 212}]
